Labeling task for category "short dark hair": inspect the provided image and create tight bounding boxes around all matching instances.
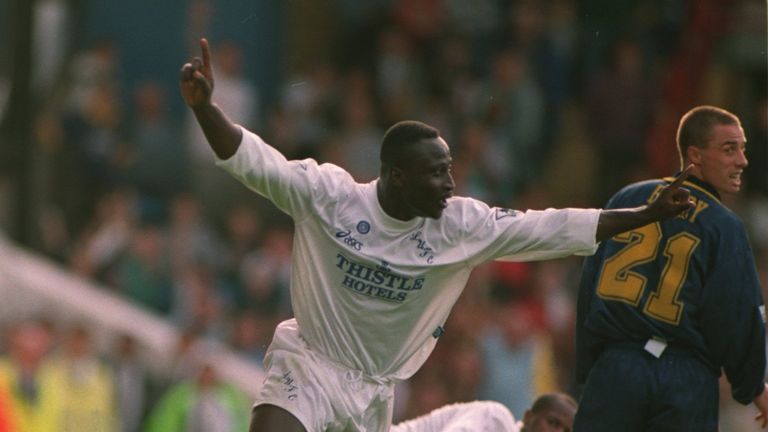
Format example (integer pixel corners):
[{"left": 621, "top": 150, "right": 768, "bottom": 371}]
[
  {"left": 677, "top": 105, "right": 741, "bottom": 167},
  {"left": 530, "top": 393, "right": 577, "bottom": 415},
  {"left": 380, "top": 120, "right": 440, "bottom": 167}
]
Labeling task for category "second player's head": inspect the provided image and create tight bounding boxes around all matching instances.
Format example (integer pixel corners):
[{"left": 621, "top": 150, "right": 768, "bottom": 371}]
[
  {"left": 522, "top": 393, "right": 577, "bottom": 432},
  {"left": 676, "top": 105, "right": 747, "bottom": 195},
  {"left": 379, "top": 121, "right": 455, "bottom": 220}
]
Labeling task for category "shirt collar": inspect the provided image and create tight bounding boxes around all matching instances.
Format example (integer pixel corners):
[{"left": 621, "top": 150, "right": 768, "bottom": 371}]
[{"left": 671, "top": 171, "right": 721, "bottom": 202}]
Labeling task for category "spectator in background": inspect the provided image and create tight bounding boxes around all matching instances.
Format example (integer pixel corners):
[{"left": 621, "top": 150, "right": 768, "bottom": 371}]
[
  {"left": 237, "top": 225, "right": 293, "bottom": 318},
  {"left": 392, "top": 0, "right": 444, "bottom": 52},
  {"left": 144, "top": 362, "right": 250, "bottom": 432},
  {"left": 110, "top": 334, "right": 149, "bottom": 432},
  {"left": 262, "top": 107, "right": 311, "bottom": 161},
  {"left": 171, "top": 261, "right": 228, "bottom": 339},
  {"left": 479, "top": 299, "right": 558, "bottom": 419},
  {"left": 375, "top": 26, "right": 422, "bottom": 126},
  {"left": 69, "top": 189, "right": 138, "bottom": 283},
  {"left": 470, "top": 46, "right": 545, "bottom": 201},
  {"left": 442, "top": 0, "right": 501, "bottom": 72},
  {"left": 125, "top": 80, "right": 186, "bottom": 204},
  {"left": 64, "top": 39, "right": 121, "bottom": 117},
  {"left": 37, "top": 325, "right": 118, "bottom": 432},
  {"left": 0, "top": 381, "right": 16, "bottom": 432},
  {"left": 184, "top": 0, "right": 213, "bottom": 56},
  {"left": 62, "top": 70, "right": 127, "bottom": 212},
  {"left": 451, "top": 121, "right": 505, "bottom": 203},
  {"left": 228, "top": 310, "right": 273, "bottom": 366},
  {"left": 279, "top": 59, "right": 339, "bottom": 157},
  {"left": 219, "top": 203, "right": 263, "bottom": 287},
  {"left": 60, "top": 40, "right": 125, "bottom": 194},
  {"left": 166, "top": 328, "right": 208, "bottom": 385},
  {"left": 35, "top": 205, "right": 71, "bottom": 265},
  {"left": 116, "top": 224, "right": 173, "bottom": 314},
  {"left": 530, "top": 259, "right": 581, "bottom": 392},
  {"left": 397, "top": 366, "right": 453, "bottom": 423},
  {"left": 326, "top": 68, "right": 383, "bottom": 182},
  {"left": 744, "top": 98, "right": 767, "bottom": 196},
  {"left": 584, "top": 37, "right": 658, "bottom": 203},
  {"left": 0, "top": 320, "right": 55, "bottom": 432},
  {"left": 166, "top": 193, "right": 223, "bottom": 273},
  {"left": 509, "top": 0, "right": 578, "bottom": 164},
  {"left": 445, "top": 339, "right": 484, "bottom": 401},
  {"left": 427, "top": 35, "right": 476, "bottom": 125}
]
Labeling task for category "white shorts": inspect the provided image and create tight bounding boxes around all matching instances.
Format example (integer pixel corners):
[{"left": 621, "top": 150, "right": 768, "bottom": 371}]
[
  {"left": 254, "top": 319, "right": 395, "bottom": 432},
  {"left": 391, "top": 401, "right": 521, "bottom": 432}
]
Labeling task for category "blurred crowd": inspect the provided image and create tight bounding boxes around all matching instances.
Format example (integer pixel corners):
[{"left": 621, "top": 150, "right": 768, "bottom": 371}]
[
  {"left": 0, "top": 0, "right": 766, "bottom": 431},
  {"left": 0, "top": 319, "right": 251, "bottom": 432}
]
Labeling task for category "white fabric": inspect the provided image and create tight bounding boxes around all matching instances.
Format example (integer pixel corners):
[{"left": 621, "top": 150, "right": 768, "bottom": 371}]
[
  {"left": 255, "top": 319, "right": 395, "bottom": 432},
  {"left": 391, "top": 401, "right": 521, "bottom": 432},
  {"left": 217, "top": 127, "right": 600, "bottom": 381}
]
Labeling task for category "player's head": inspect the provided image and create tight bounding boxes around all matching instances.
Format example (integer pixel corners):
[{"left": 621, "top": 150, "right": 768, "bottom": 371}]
[
  {"left": 522, "top": 393, "right": 577, "bottom": 432},
  {"left": 676, "top": 105, "right": 747, "bottom": 195},
  {"left": 379, "top": 120, "right": 454, "bottom": 219}
]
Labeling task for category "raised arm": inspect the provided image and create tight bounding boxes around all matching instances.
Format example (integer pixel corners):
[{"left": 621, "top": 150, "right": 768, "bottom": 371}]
[
  {"left": 595, "top": 165, "right": 694, "bottom": 242},
  {"left": 179, "top": 38, "right": 242, "bottom": 159}
]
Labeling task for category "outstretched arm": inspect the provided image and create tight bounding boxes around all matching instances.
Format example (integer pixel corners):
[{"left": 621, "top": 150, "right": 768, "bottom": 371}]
[
  {"left": 179, "top": 38, "right": 242, "bottom": 160},
  {"left": 595, "top": 165, "right": 694, "bottom": 242}
]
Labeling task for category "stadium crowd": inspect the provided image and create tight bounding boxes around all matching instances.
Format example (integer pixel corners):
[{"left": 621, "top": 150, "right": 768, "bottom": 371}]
[{"left": 0, "top": 0, "right": 765, "bottom": 431}]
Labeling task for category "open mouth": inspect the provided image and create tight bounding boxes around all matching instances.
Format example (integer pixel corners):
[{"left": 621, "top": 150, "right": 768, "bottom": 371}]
[{"left": 729, "top": 172, "right": 742, "bottom": 187}]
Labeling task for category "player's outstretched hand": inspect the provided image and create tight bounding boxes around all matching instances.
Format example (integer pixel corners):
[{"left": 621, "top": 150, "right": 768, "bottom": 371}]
[
  {"left": 180, "top": 38, "right": 214, "bottom": 108},
  {"left": 648, "top": 164, "right": 695, "bottom": 219},
  {"left": 754, "top": 384, "right": 768, "bottom": 428}
]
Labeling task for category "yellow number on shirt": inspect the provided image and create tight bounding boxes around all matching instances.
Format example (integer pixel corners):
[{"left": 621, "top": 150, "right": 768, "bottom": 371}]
[
  {"left": 644, "top": 233, "right": 699, "bottom": 324},
  {"left": 597, "top": 223, "right": 699, "bottom": 325},
  {"left": 596, "top": 223, "right": 660, "bottom": 306}
]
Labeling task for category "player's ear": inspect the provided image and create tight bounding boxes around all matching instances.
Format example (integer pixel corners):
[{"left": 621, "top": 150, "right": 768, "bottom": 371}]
[
  {"left": 390, "top": 166, "right": 406, "bottom": 187},
  {"left": 687, "top": 146, "right": 702, "bottom": 165},
  {"left": 523, "top": 409, "right": 534, "bottom": 425}
]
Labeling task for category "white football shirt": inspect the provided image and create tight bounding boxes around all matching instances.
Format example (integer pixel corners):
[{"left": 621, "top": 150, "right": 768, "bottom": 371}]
[{"left": 217, "top": 127, "right": 600, "bottom": 381}]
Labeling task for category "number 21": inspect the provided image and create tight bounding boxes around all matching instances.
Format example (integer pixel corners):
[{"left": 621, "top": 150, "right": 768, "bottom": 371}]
[{"left": 596, "top": 223, "right": 700, "bottom": 325}]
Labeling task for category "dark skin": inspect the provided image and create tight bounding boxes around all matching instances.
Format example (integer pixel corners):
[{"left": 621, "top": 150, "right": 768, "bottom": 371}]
[
  {"left": 521, "top": 395, "right": 577, "bottom": 432},
  {"left": 180, "top": 38, "right": 694, "bottom": 432},
  {"left": 375, "top": 136, "right": 694, "bottom": 238},
  {"left": 249, "top": 404, "right": 305, "bottom": 432},
  {"left": 378, "top": 136, "right": 456, "bottom": 221}
]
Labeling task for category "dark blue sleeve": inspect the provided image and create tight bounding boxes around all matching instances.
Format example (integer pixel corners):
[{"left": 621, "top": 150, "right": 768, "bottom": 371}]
[{"left": 699, "top": 232, "right": 766, "bottom": 405}]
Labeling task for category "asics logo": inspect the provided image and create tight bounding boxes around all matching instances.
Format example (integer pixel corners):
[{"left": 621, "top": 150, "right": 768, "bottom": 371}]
[{"left": 335, "top": 230, "right": 364, "bottom": 251}]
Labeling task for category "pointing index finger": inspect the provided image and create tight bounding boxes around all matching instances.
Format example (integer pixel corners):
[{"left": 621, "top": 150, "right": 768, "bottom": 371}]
[
  {"left": 200, "top": 38, "right": 211, "bottom": 67},
  {"left": 669, "top": 163, "right": 693, "bottom": 188}
]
